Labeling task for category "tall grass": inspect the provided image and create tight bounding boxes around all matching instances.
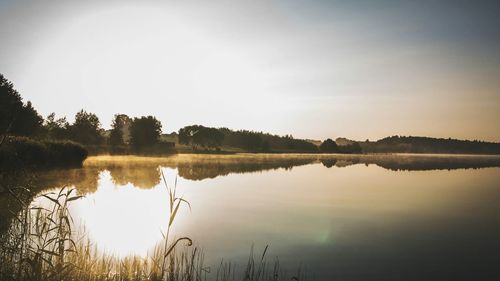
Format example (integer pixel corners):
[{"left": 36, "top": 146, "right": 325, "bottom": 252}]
[{"left": 0, "top": 176, "right": 310, "bottom": 281}]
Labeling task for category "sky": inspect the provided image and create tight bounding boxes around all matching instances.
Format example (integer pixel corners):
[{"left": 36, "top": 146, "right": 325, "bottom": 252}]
[{"left": 0, "top": 0, "right": 499, "bottom": 141}]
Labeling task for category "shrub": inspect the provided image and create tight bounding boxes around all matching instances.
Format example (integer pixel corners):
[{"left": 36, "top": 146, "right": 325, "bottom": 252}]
[
  {"left": 45, "top": 140, "right": 88, "bottom": 165},
  {"left": 0, "top": 137, "right": 88, "bottom": 172},
  {"left": 319, "top": 138, "right": 339, "bottom": 153},
  {"left": 8, "top": 137, "right": 48, "bottom": 166}
]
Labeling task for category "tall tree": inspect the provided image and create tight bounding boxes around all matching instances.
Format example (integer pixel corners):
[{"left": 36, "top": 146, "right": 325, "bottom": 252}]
[
  {"left": 0, "top": 74, "right": 43, "bottom": 138},
  {"left": 70, "top": 110, "right": 103, "bottom": 145},
  {"left": 178, "top": 125, "right": 224, "bottom": 149},
  {"left": 319, "top": 138, "right": 339, "bottom": 153},
  {"left": 0, "top": 74, "right": 22, "bottom": 136},
  {"left": 129, "top": 116, "right": 162, "bottom": 146},
  {"left": 44, "top": 113, "right": 70, "bottom": 140},
  {"left": 10, "top": 101, "right": 43, "bottom": 137},
  {"left": 109, "top": 114, "right": 131, "bottom": 146},
  {"left": 178, "top": 126, "right": 196, "bottom": 146}
]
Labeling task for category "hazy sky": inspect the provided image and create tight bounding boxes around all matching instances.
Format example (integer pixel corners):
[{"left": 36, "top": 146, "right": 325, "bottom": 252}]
[{"left": 1, "top": 0, "right": 499, "bottom": 141}]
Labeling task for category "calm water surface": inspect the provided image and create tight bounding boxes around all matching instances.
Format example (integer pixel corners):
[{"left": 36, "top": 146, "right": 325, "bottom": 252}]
[{"left": 28, "top": 154, "right": 500, "bottom": 280}]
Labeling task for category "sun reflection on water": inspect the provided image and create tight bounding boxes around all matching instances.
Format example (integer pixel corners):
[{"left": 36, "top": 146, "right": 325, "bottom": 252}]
[
  {"left": 69, "top": 169, "right": 183, "bottom": 257},
  {"left": 24, "top": 156, "right": 500, "bottom": 280}
]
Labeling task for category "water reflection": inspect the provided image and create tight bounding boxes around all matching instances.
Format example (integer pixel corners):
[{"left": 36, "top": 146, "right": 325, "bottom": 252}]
[
  {"left": 33, "top": 154, "right": 500, "bottom": 194},
  {"left": 2, "top": 154, "right": 500, "bottom": 280},
  {"left": 69, "top": 172, "right": 171, "bottom": 257}
]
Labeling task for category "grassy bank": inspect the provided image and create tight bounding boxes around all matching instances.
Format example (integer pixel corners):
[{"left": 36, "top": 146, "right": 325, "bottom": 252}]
[{"left": 0, "top": 137, "right": 87, "bottom": 172}]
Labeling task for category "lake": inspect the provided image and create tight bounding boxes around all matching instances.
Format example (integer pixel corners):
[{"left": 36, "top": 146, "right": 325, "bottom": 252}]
[{"left": 12, "top": 154, "right": 500, "bottom": 280}]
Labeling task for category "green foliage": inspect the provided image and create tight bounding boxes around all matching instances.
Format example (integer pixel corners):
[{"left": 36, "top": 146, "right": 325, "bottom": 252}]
[
  {"left": 130, "top": 116, "right": 162, "bottom": 146},
  {"left": 69, "top": 110, "right": 104, "bottom": 145},
  {"left": 319, "top": 138, "right": 339, "bottom": 153}
]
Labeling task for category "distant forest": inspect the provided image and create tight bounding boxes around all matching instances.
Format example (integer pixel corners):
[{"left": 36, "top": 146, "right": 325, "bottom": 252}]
[
  {"left": 1, "top": 72, "right": 500, "bottom": 166},
  {"left": 177, "top": 125, "right": 318, "bottom": 153},
  {"left": 360, "top": 136, "right": 500, "bottom": 155}
]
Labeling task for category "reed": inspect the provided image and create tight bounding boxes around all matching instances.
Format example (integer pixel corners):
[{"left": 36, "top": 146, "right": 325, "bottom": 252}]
[{"left": 0, "top": 177, "right": 309, "bottom": 281}]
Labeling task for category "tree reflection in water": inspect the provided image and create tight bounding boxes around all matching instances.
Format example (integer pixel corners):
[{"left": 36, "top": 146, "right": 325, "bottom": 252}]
[{"left": 22, "top": 154, "right": 500, "bottom": 196}]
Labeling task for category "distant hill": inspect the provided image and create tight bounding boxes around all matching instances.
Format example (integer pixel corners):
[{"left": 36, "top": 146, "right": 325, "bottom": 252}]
[
  {"left": 305, "top": 139, "right": 322, "bottom": 146},
  {"left": 335, "top": 137, "right": 357, "bottom": 146}
]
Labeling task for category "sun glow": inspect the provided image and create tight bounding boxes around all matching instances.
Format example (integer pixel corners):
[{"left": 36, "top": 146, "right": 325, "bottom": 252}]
[
  {"left": 69, "top": 170, "right": 182, "bottom": 257},
  {"left": 4, "top": 0, "right": 499, "bottom": 141},
  {"left": 21, "top": 3, "right": 278, "bottom": 132}
]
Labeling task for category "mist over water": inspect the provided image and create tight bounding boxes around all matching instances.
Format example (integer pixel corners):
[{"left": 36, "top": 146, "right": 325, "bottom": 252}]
[{"left": 15, "top": 155, "right": 500, "bottom": 280}]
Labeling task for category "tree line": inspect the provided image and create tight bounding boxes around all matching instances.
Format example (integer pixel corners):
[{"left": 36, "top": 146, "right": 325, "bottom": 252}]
[
  {"left": 176, "top": 126, "right": 365, "bottom": 153},
  {"left": 0, "top": 73, "right": 394, "bottom": 156},
  {"left": 1, "top": 73, "right": 327, "bottom": 154},
  {"left": 0, "top": 74, "right": 164, "bottom": 148},
  {"left": 178, "top": 125, "right": 320, "bottom": 152},
  {"left": 2, "top": 73, "right": 369, "bottom": 155},
  {"left": 360, "top": 136, "right": 500, "bottom": 154},
  {"left": 3, "top": 73, "right": 499, "bottom": 156}
]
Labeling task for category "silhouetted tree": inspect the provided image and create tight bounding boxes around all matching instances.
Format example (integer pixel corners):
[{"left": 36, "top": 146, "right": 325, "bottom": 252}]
[
  {"left": 261, "top": 140, "right": 270, "bottom": 152},
  {"left": 0, "top": 74, "right": 22, "bottom": 137},
  {"left": 195, "top": 127, "right": 223, "bottom": 148},
  {"left": 179, "top": 125, "right": 224, "bottom": 149},
  {"left": 0, "top": 74, "right": 43, "bottom": 139},
  {"left": 129, "top": 116, "right": 162, "bottom": 146},
  {"left": 44, "top": 113, "right": 70, "bottom": 140},
  {"left": 319, "top": 138, "right": 339, "bottom": 153},
  {"left": 181, "top": 126, "right": 317, "bottom": 152},
  {"left": 69, "top": 110, "right": 104, "bottom": 145},
  {"left": 338, "top": 142, "right": 362, "bottom": 153},
  {"left": 10, "top": 101, "right": 43, "bottom": 137},
  {"left": 109, "top": 114, "right": 131, "bottom": 146},
  {"left": 178, "top": 126, "right": 193, "bottom": 146},
  {"left": 361, "top": 136, "right": 500, "bottom": 154}
]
